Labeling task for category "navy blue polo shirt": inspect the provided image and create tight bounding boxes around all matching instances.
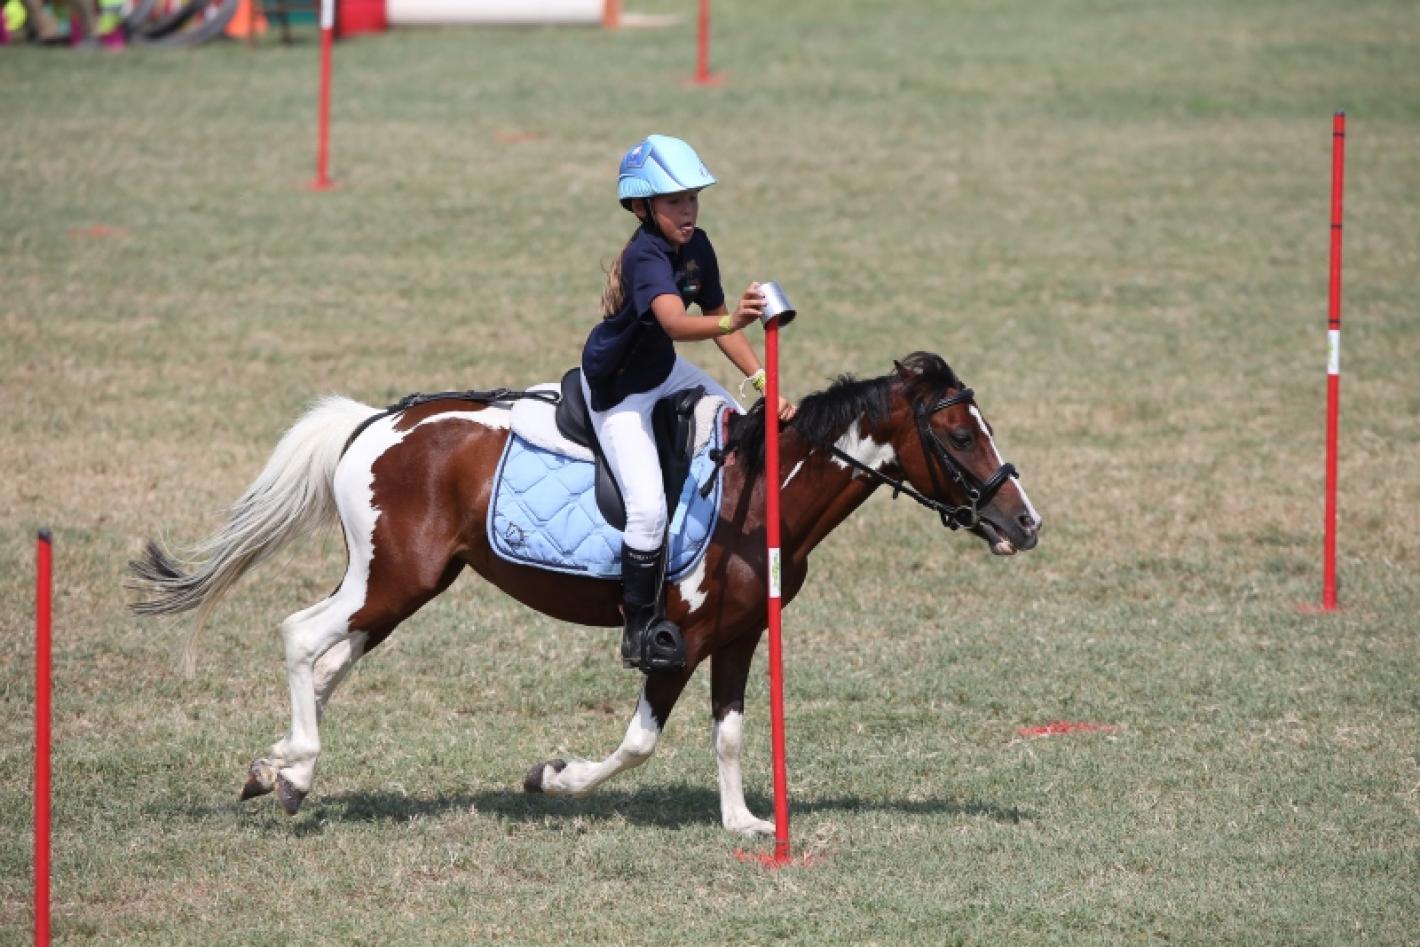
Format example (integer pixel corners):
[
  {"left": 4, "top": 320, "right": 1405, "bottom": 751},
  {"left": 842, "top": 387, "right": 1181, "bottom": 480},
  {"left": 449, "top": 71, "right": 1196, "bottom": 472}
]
[{"left": 581, "top": 223, "right": 725, "bottom": 411}]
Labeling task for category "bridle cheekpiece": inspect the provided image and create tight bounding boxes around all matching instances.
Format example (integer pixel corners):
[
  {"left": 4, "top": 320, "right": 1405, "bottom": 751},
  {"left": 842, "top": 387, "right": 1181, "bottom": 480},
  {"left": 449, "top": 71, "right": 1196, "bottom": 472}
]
[{"left": 824, "top": 384, "right": 1018, "bottom": 531}]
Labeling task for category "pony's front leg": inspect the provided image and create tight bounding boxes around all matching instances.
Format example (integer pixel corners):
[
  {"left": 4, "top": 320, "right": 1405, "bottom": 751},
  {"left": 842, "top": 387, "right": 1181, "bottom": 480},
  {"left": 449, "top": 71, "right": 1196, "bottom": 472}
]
[
  {"left": 711, "top": 630, "right": 774, "bottom": 836},
  {"left": 525, "top": 670, "right": 691, "bottom": 797}
]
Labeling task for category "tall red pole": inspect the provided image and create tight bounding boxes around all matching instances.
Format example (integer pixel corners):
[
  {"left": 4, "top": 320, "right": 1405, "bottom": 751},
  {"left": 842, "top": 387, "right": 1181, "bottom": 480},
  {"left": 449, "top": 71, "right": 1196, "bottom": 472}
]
[
  {"left": 311, "top": 0, "right": 334, "bottom": 191},
  {"left": 693, "top": 0, "right": 720, "bottom": 85},
  {"left": 35, "top": 529, "right": 52, "bottom": 947},
  {"left": 1321, "top": 113, "right": 1345, "bottom": 610},
  {"left": 762, "top": 319, "right": 791, "bottom": 864}
]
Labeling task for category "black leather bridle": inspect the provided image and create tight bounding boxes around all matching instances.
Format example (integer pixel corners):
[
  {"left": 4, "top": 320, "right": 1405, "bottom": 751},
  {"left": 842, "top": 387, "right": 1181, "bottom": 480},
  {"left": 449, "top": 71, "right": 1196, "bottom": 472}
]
[{"left": 824, "top": 386, "right": 1018, "bottom": 531}]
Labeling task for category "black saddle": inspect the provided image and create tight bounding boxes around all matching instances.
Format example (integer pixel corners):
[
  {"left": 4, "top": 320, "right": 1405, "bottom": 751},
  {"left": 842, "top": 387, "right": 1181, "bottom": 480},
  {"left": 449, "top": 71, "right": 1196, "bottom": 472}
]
[{"left": 554, "top": 368, "right": 706, "bottom": 532}]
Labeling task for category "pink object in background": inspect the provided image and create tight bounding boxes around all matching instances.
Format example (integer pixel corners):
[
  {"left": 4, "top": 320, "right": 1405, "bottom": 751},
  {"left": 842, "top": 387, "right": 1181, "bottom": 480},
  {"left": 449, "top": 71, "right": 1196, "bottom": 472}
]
[
  {"left": 337, "top": 0, "right": 387, "bottom": 37},
  {"left": 1017, "top": 721, "right": 1119, "bottom": 738}
]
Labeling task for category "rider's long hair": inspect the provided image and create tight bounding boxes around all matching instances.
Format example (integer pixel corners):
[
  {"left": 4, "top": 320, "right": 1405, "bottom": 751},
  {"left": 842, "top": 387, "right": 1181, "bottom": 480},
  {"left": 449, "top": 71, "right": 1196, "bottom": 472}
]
[
  {"left": 599, "top": 237, "right": 632, "bottom": 317},
  {"left": 599, "top": 201, "right": 653, "bottom": 317}
]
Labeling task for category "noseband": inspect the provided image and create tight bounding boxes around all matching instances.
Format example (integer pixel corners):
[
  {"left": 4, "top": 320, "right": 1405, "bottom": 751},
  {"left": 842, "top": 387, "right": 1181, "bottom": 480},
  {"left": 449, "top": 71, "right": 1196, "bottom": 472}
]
[{"left": 824, "top": 386, "right": 1018, "bottom": 531}]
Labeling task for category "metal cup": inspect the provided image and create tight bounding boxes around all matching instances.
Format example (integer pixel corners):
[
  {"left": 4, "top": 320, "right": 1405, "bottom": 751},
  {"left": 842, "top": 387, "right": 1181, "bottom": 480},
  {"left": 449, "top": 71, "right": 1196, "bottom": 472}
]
[{"left": 757, "top": 281, "right": 797, "bottom": 327}]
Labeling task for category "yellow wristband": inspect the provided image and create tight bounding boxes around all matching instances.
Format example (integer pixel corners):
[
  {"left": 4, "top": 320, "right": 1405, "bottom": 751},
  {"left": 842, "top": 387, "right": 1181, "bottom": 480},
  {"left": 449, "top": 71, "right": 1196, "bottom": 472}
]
[
  {"left": 750, "top": 369, "right": 767, "bottom": 392},
  {"left": 717, "top": 314, "right": 735, "bottom": 335}
]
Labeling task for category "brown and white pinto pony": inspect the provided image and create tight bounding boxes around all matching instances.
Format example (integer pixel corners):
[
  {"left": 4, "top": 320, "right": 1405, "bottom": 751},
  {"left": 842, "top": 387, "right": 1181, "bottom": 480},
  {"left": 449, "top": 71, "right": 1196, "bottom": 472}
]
[{"left": 128, "top": 351, "right": 1040, "bottom": 835}]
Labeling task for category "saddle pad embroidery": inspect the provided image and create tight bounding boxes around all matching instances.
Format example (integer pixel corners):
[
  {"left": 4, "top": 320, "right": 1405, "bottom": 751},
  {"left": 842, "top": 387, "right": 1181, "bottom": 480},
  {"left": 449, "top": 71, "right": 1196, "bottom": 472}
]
[{"left": 488, "top": 407, "right": 727, "bottom": 581}]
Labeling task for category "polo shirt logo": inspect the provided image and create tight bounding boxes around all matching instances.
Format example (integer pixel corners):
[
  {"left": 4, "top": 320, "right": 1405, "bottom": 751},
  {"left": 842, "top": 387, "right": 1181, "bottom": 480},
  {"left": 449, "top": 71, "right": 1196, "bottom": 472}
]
[{"left": 678, "top": 260, "right": 702, "bottom": 297}]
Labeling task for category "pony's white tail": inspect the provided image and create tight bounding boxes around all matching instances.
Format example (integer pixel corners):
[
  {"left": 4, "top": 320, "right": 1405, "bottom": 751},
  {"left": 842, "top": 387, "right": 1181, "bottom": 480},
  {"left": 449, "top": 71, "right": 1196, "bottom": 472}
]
[{"left": 127, "top": 395, "right": 378, "bottom": 638}]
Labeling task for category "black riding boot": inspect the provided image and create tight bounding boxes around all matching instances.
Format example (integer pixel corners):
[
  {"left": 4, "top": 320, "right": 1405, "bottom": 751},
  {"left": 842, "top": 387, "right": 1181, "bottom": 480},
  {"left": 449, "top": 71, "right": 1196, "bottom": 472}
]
[{"left": 620, "top": 543, "right": 687, "bottom": 673}]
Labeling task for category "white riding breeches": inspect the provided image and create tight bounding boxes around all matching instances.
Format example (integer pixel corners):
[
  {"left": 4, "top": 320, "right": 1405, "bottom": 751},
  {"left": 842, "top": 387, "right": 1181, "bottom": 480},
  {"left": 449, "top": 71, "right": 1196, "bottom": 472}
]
[{"left": 582, "top": 357, "right": 741, "bottom": 552}]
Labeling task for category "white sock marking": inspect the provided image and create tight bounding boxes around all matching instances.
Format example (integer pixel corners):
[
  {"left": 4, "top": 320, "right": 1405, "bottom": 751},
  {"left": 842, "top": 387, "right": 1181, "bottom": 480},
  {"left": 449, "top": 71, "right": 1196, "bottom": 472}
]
[
  {"left": 545, "top": 694, "right": 661, "bottom": 796},
  {"left": 714, "top": 711, "right": 774, "bottom": 836}
]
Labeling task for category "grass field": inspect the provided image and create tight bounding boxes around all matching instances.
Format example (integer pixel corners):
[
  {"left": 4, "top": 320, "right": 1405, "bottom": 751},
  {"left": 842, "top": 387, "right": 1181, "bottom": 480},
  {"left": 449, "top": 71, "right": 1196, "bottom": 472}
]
[{"left": 3, "top": 0, "right": 1419, "bottom": 942}]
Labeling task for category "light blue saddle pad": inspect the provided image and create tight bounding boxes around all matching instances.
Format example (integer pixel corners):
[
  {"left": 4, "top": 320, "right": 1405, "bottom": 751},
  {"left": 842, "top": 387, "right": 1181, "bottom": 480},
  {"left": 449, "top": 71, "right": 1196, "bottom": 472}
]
[{"left": 488, "top": 408, "right": 727, "bottom": 581}]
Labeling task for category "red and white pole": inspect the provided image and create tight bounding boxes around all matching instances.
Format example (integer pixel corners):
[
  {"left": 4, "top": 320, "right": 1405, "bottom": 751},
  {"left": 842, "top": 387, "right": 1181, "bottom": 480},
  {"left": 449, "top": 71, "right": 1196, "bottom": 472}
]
[
  {"left": 762, "top": 318, "right": 791, "bottom": 865},
  {"left": 35, "top": 529, "right": 52, "bottom": 947},
  {"left": 1320, "top": 113, "right": 1345, "bottom": 611},
  {"left": 311, "top": 0, "right": 334, "bottom": 191}
]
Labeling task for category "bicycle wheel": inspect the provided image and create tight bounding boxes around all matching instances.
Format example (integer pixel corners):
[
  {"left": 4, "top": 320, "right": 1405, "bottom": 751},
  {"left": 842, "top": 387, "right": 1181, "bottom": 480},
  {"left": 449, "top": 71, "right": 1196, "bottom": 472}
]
[
  {"left": 121, "top": 0, "right": 161, "bottom": 34},
  {"left": 132, "top": 0, "right": 238, "bottom": 44}
]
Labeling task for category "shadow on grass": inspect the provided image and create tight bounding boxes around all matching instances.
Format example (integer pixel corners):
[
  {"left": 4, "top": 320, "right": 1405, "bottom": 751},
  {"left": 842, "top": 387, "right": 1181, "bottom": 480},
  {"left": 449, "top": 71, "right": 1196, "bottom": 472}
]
[{"left": 284, "top": 785, "right": 1030, "bottom": 835}]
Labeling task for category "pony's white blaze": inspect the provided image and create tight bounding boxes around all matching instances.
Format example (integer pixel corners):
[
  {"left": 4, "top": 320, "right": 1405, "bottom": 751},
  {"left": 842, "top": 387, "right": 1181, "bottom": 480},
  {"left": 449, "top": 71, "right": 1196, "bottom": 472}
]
[
  {"left": 969, "top": 405, "right": 1041, "bottom": 527},
  {"left": 830, "top": 420, "right": 896, "bottom": 475}
]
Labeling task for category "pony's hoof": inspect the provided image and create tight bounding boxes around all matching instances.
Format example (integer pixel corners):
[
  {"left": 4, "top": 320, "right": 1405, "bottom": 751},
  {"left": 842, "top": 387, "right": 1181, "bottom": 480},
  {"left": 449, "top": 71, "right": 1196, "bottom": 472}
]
[
  {"left": 239, "top": 759, "right": 277, "bottom": 801},
  {"left": 730, "top": 817, "right": 776, "bottom": 838},
  {"left": 275, "top": 775, "right": 308, "bottom": 815},
  {"left": 524, "top": 758, "right": 566, "bottom": 793}
]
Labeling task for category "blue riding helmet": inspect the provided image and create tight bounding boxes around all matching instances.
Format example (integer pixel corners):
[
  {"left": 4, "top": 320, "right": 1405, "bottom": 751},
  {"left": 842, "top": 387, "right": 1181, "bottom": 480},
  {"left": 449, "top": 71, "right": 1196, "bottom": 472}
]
[{"left": 617, "top": 135, "right": 716, "bottom": 210}]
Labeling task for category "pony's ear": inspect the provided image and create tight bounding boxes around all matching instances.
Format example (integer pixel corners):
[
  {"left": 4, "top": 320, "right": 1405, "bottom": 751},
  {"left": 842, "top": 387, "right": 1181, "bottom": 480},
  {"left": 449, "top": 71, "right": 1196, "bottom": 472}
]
[
  {"left": 893, "top": 357, "right": 923, "bottom": 380},
  {"left": 894, "top": 352, "right": 951, "bottom": 385}
]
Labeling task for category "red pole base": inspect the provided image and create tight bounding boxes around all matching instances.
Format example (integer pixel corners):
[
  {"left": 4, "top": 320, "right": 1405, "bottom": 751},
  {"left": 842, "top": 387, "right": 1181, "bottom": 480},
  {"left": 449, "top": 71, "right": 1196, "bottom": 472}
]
[
  {"left": 684, "top": 71, "right": 726, "bottom": 87},
  {"left": 307, "top": 177, "right": 336, "bottom": 191},
  {"left": 733, "top": 848, "right": 818, "bottom": 870}
]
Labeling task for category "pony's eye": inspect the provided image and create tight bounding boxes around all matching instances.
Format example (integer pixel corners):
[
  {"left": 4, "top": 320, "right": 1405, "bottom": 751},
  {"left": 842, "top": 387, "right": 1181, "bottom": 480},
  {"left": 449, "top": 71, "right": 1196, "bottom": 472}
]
[{"left": 949, "top": 429, "right": 973, "bottom": 450}]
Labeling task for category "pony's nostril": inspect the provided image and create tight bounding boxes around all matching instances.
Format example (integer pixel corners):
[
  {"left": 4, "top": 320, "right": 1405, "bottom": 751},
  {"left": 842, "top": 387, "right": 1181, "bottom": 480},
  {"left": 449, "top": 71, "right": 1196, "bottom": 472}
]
[{"left": 1018, "top": 513, "right": 1038, "bottom": 532}]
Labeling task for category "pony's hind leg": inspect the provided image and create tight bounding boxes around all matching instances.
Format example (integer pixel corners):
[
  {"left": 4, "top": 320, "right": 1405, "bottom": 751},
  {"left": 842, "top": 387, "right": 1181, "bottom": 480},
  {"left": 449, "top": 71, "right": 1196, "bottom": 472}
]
[
  {"left": 241, "top": 530, "right": 463, "bottom": 813},
  {"left": 240, "top": 625, "right": 367, "bottom": 805},
  {"left": 240, "top": 591, "right": 366, "bottom": 813}
]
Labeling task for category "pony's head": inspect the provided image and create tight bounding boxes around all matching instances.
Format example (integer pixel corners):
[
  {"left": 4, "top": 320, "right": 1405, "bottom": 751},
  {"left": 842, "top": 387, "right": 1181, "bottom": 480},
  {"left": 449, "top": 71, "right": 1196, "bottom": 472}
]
[
  {"left": 885, "top": 351, "right": 1041, "bottom": 555},
  {"left": 734, "top": 351, "right": 1041, "bottom": 555}
]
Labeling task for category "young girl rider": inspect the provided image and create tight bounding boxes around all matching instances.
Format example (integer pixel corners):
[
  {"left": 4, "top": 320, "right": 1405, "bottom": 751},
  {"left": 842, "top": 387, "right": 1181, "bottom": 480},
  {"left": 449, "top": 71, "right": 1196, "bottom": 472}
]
[{"left": 582, "top": 134, "right": 796, "bottom": 674}]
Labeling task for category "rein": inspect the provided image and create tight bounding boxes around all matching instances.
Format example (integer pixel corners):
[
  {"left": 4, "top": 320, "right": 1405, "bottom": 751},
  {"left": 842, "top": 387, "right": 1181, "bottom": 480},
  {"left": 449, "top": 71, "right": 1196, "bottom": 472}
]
[{"left": 822, "top": 387, "right": 1017, "bottom": 531}]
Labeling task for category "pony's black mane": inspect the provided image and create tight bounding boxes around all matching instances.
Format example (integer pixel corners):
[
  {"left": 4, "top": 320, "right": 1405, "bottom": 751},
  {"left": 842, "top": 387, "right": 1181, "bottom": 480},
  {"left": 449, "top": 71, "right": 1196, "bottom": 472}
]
[{"left": 733, "top": 351, "right": 962, "bottom": 476}]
